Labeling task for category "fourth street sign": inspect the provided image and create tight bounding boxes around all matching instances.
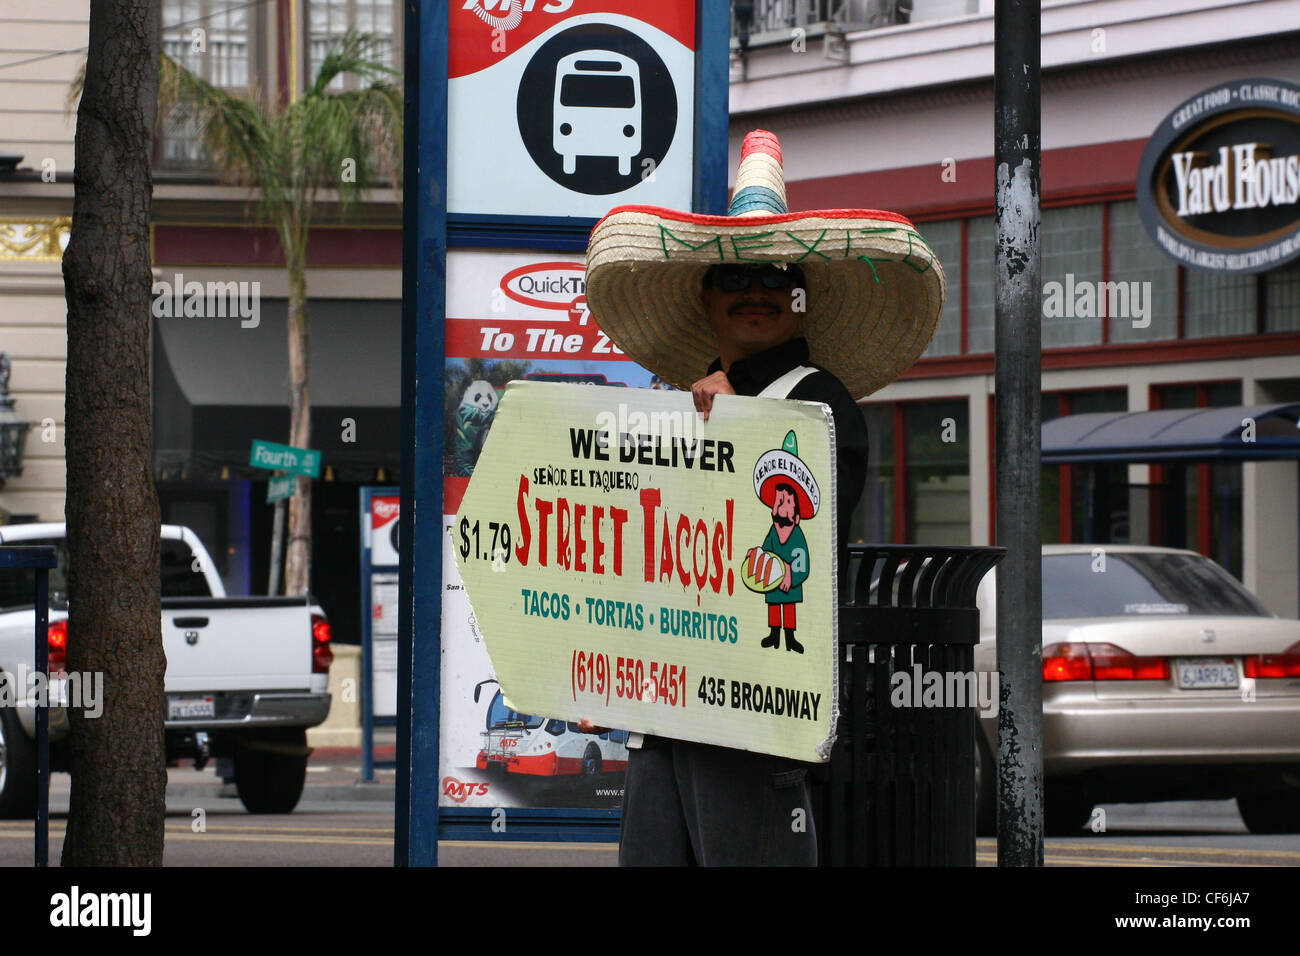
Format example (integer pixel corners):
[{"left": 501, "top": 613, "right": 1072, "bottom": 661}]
[{"left": 249, "top": 439, "right": 321, "bottom": 479}]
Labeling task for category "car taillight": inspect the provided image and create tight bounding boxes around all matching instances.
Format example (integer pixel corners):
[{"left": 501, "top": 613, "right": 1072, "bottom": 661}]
[
  {"left": 47, "top": 620, "right": 68, "bottom": 676},
  {"left": 1244, "top": 641, "right": 1300, "bottom": 679},
  {"left": 311, "top": 613, "right": 333, "bottom": 673},
  {"left": 1042, "top": 642, "right": 1092, "bottom": 682},
  {"left": 1042, "top": 641, "right": 1170, "bottom": 682}
]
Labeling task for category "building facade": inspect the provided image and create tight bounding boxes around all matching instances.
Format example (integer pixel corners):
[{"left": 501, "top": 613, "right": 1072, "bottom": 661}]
[
  {"left": 728, "top": 0, "right": 1300, "bottom": 616},
  {"left": 2, "top": 0, "right": 1297, "bottom": 629},
  {"left": 1, "top": 0, "right": 404, "bottom": 648}
]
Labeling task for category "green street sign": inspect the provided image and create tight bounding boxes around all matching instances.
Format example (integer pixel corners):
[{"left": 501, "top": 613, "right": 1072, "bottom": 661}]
[
  {"left": 267, "top": 474, "right": 296, "bottom": 503},
  {"left": 249, "top": 439, "right": 321, "bottom": 479}
]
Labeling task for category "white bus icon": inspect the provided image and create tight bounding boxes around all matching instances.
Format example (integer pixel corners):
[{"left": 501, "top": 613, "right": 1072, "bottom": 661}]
[{"left": 552, "top": 51, "right": 642, "bottom": 176}]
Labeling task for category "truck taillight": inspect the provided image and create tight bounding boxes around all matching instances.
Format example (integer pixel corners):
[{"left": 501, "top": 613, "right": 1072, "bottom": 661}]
[
  {"left": 311, "top": 613, "right": 333, "bottom": 673},
  {"left": 47, "top": 620, "right": 68, "bottom": 676},
  {"left": 1244, "top": 641, "right": 1300, "bottom": 679},
  {"left": 1043, "top": 642, "right": 1169, "bottom": 682}
]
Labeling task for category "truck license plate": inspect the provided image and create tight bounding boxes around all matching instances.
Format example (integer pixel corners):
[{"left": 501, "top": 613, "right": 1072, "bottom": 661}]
[
  {"left": 168, "top": 696, "right": 215, "bottom": 719},
  {"left": 1176, "top": 658, "right": 1238, "bottom": 689}
]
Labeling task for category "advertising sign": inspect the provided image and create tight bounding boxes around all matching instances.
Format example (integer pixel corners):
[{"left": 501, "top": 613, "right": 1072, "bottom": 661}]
[
  {"left": 440, "top": 248, "right": 663, "bottom": 810},
  {"left": 454, "top": 382, "right": 839, "bottom": 764},
  {"left": 1137, "top": 77, "right": 1300, "bottom": 273},
  {"left": 449, "top": 1, "right": 696, "bottom": 218},
  {"left": 371, "top": 495, "right": 401, "bottom": 566}
]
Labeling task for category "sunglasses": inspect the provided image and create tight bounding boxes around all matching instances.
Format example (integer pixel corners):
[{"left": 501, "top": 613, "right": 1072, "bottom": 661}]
[{"left": 710, "top": 265, "right": 804, "bottom": 293}]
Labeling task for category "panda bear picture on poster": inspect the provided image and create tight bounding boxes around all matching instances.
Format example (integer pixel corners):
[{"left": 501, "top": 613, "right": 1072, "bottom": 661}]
[{"left": 453, "top": 380, "right": 500, "bottom": 476}]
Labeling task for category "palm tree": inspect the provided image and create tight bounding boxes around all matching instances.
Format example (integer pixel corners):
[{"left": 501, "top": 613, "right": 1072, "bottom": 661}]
[{"left": 159, "top": 32, "right": 402, "bottom": 594}]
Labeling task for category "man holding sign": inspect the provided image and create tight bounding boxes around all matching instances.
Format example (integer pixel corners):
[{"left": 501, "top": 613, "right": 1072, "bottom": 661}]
[{"left": 579, "top": 130, "right": 946, "bottom": 865}]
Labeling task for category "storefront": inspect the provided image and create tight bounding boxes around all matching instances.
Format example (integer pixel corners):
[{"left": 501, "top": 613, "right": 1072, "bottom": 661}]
[{"left": 747, "top": 32, "right": 1300, "bottom": 616}]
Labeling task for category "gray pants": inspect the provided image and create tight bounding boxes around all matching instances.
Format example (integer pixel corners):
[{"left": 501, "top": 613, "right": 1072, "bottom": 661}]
[{"left": 618, "top": 735, "right": 817, "bottom": 866}]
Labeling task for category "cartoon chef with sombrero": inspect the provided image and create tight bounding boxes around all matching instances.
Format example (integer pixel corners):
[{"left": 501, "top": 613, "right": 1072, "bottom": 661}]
[{"left": 747, "top": 429, "right": 820, "bottom": 654}]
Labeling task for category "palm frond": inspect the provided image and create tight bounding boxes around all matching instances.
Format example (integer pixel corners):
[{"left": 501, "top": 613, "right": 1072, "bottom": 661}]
[
  {"left": 159, "top": 53, "right": 275, "bottom": 187},
  {"left": 308, "top": 31, "right": 399, "bottom": 97}
]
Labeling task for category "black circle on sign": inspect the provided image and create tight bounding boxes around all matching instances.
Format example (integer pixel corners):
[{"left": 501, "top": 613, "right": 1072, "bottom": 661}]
[{"left": 516, "top": 23, "right": 678, "bottom": 195}]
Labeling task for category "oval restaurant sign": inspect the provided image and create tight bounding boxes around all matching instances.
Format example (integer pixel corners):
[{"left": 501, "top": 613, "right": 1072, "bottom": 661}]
[{"left": 1137, "top": 78, "right": 1300, "bottom": 273}]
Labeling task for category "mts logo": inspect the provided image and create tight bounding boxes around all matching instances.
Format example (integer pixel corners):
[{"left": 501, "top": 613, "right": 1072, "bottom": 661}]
[
  {"left": 443, "top": 776, "right": 490, "bottom": 803},
  {"left": 499, "top": 738, "right": 518, "bottom": 748}
]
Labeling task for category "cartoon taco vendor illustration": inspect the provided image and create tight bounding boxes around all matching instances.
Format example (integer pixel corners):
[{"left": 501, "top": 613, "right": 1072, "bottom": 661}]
[{"left": 743, "top": 429, "right": 821, "bottom": 654}]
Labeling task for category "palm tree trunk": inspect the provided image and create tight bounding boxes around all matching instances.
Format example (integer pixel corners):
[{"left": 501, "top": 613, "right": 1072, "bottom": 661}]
[
  {"left": 284, "top": 258, "right": 312, "bottom": 595},
  {"left": 60, "top": 0, "right": 166, "bottom": 866}
]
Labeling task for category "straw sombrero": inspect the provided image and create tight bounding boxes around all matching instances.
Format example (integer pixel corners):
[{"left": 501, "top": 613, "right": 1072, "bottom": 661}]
[{"left": 585, "top": 130, "right": 946, "bottom": 399}]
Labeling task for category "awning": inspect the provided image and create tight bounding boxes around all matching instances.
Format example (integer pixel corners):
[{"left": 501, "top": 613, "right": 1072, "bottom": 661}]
[
  {"left": 154, "top": 299, "right": 401, "bottom": 482},
  {"left": 1042, "top": 403, "right": 1300, "bottom": 464}
]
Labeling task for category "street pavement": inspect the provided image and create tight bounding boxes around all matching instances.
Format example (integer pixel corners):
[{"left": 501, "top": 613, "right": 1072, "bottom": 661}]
[{"left": 1, "top": 737, "right": 1297, "bottom": 865}]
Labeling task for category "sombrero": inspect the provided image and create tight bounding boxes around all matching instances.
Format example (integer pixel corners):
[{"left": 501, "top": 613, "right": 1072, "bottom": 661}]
[
  {"left": 754, "top": 430, "right": 820, "bottom": 520},
  {"left": 584, "top": 130, "right": 946, "bottom": 399}
]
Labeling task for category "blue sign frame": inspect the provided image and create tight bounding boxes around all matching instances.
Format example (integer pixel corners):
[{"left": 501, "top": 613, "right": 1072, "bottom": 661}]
[{"left": 399, "top": 0, "right": 730, "bottom": 866}]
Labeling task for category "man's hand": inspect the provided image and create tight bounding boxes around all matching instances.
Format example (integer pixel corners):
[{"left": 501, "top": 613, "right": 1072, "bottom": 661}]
[
  {"left": 577, "top": 718, "right": 610, "bottom": 735},
  {"left": 779, "top": 565, "right": 793, "bottom": 592},
  {"left": 690, "top": 371, "right": 735, "bottom": 421}
]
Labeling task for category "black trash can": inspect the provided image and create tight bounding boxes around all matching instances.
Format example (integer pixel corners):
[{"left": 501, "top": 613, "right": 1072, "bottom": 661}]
[{"left": 813, "top": 544, "right": 1005, "bottom": 866}]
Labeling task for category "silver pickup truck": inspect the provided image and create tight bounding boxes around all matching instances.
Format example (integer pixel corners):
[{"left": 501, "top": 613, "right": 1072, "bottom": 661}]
[{"left": 0, "top": 523, "right": 333, "bottom": 815}]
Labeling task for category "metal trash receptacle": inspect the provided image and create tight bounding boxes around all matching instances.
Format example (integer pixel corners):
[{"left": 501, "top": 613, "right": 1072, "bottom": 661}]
[{"left": 813, "top": 544, "right": 1005, "bottom": 866}]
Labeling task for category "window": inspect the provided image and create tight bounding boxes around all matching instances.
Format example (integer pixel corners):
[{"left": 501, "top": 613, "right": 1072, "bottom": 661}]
[
  {"left": 160, "top": 0, "right": 259, "bottom": 170},
  {"left": 1149, "top": 382, "right": 1244, "bottom": 578},
  {"left": 1042, "top": 552, "right": 1269, "bottom": 619},
  {"left": 850, "top": 403, "right": 895, "bottom": 545},
  {"left": 308, "top": 0, "right": 400, "bottom": 92},
  {"left": 0, "top": 538, "right": 210, "bottom": 605},
  {"left": 1185, "top": 270, "right": 1256, "bottom": 338},
  {"left": 1265, "top": 261, "right": 1300, "bottom": 333},
  {"left": 1108, "top": 201, "right": 1178, "bottom": 343},
  {"left": 1039, "top": 390, "right": 1126, "bottom": 545},
  {"left": 966, "top": 215, "right": 994, "bottom": 353},
  {"left": 905, "top": 401, "right": 969, "bottom": 545},
  {"left": 1041, "top": 204, "right": 1103, "bottom": 348},
  {"left": 919, "top": 220, "right": 961, "bottom": 358}
]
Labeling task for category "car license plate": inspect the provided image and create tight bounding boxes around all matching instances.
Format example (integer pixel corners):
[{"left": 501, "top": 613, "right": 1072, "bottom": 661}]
[
  {"left": 168, "top": 696, "right": 215, "bottom": 719},
  {"left": 1176, "top": 658, "right": 1238, "bottom": 689}
]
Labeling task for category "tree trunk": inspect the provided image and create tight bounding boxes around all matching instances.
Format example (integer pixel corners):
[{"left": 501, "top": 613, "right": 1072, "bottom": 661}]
[
  {"left": 283, "top": 259, "right": 312, "bottom": 595},
  {"left": 60, "top": 0, "right": 165, "bottom": 866}
]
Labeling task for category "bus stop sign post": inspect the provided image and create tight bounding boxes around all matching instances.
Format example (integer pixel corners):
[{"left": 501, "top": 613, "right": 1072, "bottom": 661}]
[
  {"left": 397, "top": 0, "right": 447, "bottom": 868},
  {"left": 399, "top": 0, "right": 728, "bottom": 863}
]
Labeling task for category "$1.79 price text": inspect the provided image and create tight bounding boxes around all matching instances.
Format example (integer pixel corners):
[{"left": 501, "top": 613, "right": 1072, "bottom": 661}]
[{"left": 458, "top": 517, "right": 511, "bottom": 565}]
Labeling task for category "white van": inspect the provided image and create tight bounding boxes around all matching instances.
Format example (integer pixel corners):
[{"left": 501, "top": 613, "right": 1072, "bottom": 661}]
[{"left": 552, "top": 50, "right": 642, "bottom": 176}]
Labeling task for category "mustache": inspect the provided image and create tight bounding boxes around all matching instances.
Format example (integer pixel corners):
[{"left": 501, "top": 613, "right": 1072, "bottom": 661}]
[
  {"left": 729, "top": 301, "right": 779, "bottom": 316},
  {"left": 773, "top": 513, "right": 795, "bottom": 528}
]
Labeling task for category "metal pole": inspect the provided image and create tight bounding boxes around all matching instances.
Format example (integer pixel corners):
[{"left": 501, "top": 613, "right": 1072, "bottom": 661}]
[
  {"left": 994, "top": 0, "right": 1043, "bottom": 866},
  {"left": 397, "top": 0, "right": 447, "bottom": 867},
  {"left": 268, "top": 495, "right": 286, "bottom": 595},
  {"left": 35, "top": 565, "right": 48, "bottom": 868}
]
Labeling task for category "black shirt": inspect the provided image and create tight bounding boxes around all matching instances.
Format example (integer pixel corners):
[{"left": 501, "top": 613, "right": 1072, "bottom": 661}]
[{"left": 707, "top": 337, "right": 870, "bottom": 566}]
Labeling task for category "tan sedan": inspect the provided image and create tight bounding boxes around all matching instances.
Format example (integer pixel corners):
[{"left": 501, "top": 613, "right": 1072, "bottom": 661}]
[{"left": 972, "top": 545, "right": 1300, "bottom": 834}]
